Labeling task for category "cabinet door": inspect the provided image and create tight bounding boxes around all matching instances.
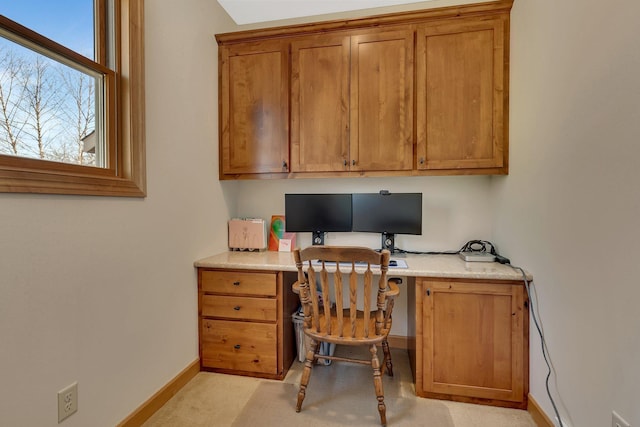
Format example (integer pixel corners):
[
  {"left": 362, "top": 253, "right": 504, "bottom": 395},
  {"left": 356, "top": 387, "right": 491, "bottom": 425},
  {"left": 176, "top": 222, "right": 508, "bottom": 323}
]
[
  {"left": 219, "top": 40, "right": 289, "bottom": 175},
  {"left": 420, "top": 280, "right": 527, "bottom": 404},
  {"left": 291, "top": 36, "right": 350, "bottom": 172},
  {"left": 416, "top": 17, "right": 507, "bottom": 170},
  {"left": 350, "top": 30, "right": 414, "bottom": 171}
]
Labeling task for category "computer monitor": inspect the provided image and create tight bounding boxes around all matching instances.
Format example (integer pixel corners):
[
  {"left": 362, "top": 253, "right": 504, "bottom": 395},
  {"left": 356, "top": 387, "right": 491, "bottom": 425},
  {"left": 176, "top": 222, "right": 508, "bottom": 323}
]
[
  {"left": 285, "top": 193, "right": 352, "bottom": 245},
  {"left": 352, "top": 192, "right": 422, "bottom": 252}
]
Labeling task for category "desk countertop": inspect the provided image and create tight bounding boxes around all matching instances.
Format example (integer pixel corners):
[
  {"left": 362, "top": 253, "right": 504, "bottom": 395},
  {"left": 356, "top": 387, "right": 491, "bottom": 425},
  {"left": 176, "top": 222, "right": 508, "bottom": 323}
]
[{"left": 194, "top": 251, "right": 532, "bottom": 281}]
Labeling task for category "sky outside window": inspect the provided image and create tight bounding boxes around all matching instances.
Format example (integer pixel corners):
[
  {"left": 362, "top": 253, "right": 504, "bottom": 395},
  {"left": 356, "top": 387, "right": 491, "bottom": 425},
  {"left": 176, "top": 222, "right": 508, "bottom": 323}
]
[{"left": 0, "top": 0, "right": 94, "bottom": 59}]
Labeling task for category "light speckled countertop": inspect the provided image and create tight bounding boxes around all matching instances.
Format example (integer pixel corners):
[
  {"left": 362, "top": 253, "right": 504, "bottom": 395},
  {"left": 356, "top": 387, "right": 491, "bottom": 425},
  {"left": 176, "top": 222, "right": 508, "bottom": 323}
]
[{"left": 194, "top": 251, "right": 532, "bottom": 281}]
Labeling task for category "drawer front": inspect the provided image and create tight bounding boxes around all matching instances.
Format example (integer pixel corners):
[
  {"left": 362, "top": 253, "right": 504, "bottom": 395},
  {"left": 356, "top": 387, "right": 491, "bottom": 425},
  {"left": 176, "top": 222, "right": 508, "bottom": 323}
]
[
  {"left": 201, "top": 319, "right": 277, "bottom": 374},
  {"left": 202, "top": 295, "right": 277, "bottom": 321},
  {"left": 201, "top": 270, "right": 277, "bottom": 296}
]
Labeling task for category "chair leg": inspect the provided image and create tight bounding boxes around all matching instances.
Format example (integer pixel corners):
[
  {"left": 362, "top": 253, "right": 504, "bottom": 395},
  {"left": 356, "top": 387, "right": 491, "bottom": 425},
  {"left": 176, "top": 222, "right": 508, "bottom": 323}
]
[
  {"left": 296, "top": 339, "right": 318, "bottom": 412},
  {"left": 370, "top": 344, "right": 387, "bottom": 427},
  {"left": 381, "top": 339, "right": 394, "bottom": 377}
]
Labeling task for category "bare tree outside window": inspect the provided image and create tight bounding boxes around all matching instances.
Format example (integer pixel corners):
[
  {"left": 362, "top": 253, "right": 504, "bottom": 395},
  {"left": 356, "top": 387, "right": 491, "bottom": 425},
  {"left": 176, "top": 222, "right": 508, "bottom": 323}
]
[{"left": 0, "top": 37, "right": 101, "bottom": 167}]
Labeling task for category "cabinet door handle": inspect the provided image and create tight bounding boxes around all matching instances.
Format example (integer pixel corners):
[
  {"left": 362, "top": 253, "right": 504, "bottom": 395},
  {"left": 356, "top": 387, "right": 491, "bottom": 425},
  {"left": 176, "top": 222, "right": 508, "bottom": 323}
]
[
  {"left": 233, "top": 306, "right": 241, "bottom": 311},
  {"left": 343, "top": 159, "right": 348, "bottom": 166},
  {"left": 282, "top": 160, "right": 288, "bottom": 169},
  {"left": 352, "top": 159, "right": 356, "bottom": 166},
  {"left": 234, "top": 344, "right": 241, "bottom": 350},
  {"left": 233, "top": 281, "right": 240, "bottom": 286},
  {"left": 426, "top": 288, "right": 431, "bottom": 296},
  {"left": 419, "top": 157, "right": 425, "bottom": 165}
]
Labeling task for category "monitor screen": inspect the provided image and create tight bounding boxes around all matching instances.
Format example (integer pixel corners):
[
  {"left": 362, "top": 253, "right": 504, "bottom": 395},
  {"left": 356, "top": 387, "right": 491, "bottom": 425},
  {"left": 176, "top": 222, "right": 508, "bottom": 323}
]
[
  {"left": 352, "top": 193, "right": 422, "bottom": 235},
  {"left": 285, "top": 194, "right": 352, "bottom": 232}
]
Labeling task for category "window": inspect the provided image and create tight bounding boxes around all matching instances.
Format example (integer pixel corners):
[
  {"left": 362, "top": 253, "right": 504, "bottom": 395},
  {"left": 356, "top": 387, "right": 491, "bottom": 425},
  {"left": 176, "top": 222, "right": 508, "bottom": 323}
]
[{"left": 0, "top": 0, "right": 145, "bottom": 196}]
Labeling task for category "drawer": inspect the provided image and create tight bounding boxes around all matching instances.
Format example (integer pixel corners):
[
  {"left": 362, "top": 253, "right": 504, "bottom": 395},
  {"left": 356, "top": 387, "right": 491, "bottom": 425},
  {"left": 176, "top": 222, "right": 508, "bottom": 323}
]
[
  {"left": 202, "top": 295, "right": 277, "bottom": 321},
  {"left": 201, "top": 270, "right": 277, "bottom": 296},
  {"left": 201, "top": 319, "right": 277, "bottom": 374}
]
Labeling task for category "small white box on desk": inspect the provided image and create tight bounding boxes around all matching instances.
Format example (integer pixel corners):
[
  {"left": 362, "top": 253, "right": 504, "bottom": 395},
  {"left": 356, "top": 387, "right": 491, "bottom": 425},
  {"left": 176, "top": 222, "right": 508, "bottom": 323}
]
[{"left": 228, "top": 218, "right": 267, "bottom": 251}]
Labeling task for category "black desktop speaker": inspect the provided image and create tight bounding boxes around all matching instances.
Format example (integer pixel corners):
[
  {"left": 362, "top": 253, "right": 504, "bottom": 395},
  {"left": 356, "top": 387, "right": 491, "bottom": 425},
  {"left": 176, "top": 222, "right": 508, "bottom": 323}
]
[{"left": 381, "top": 232, "right": 395, "bottom": 252}]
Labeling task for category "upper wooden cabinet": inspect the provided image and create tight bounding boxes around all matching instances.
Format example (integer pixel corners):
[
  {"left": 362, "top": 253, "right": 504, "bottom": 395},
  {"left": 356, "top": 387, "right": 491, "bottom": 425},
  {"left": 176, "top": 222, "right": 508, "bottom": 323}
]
[
  {"left": 219, "top": 40, "right": 290, "bottom": 176},
  {"left": 290, "top": 35, "right": 350, "bottom": 173},
  {"left": 290, "top": 30, "right": 413, "bottom": 173},
  {"left": 350, "top": 30, "right": 414, "bottom": 172},
  {"left": 416, "top": 16, "right": 508, "bottom": 171},
  {"left": 216, "top": 0, "right": 513, "bottom": 180}
]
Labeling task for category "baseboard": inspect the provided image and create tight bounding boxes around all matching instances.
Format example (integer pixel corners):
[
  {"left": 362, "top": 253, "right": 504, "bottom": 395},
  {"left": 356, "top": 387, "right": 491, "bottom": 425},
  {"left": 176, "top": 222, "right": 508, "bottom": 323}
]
[
  {"left": 528, "top": 394, "right": 555, "bottom": 427},
  {"left": 388, "top": 334, "right": 409, "bottom": 350},
  {"left": 117, "top": 359, "right": 200, "bottom": 427}
]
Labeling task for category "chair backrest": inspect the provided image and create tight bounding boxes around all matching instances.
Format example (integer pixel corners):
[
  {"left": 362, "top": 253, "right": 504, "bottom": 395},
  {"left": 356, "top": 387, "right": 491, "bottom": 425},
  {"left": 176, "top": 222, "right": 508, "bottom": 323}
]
[{"left": 293, "top": 246, "right": 392, "bottom": 342}]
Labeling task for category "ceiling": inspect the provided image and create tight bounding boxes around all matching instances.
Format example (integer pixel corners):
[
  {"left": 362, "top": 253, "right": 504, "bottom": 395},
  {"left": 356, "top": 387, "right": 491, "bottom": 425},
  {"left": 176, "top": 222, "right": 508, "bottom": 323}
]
[{"left": 217, "top": 0, "right": 434, "bottom": 25}]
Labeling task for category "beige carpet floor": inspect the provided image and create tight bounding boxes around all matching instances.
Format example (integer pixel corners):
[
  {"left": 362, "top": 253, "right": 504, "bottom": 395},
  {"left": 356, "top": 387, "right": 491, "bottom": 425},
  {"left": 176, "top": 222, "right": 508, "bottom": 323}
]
[{"left": 143, "top": 347, "right": 537, "bottom": 427}]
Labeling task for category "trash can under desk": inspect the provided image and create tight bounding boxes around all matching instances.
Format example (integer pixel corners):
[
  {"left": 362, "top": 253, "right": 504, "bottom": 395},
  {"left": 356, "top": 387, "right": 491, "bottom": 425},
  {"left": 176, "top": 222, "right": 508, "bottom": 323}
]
[{"left": 292, "top": 310, "right": 335, "bottom": 365}]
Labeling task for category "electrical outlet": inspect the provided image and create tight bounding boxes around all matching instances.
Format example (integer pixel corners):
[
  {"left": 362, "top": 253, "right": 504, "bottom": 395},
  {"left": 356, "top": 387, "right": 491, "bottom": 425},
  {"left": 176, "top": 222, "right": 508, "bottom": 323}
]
[
  {"left": 612, "top": 411, "right": 631, "bottom": 427},
  {"left": 57, "top": 382, "right": 78, "bottom": 423}
]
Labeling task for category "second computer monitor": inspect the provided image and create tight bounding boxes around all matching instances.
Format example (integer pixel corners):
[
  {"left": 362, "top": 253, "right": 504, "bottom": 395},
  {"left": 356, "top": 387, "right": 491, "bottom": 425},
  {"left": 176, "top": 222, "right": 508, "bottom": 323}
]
[{"left": 352, "top": 192, "right": 422, "bottom": 252}]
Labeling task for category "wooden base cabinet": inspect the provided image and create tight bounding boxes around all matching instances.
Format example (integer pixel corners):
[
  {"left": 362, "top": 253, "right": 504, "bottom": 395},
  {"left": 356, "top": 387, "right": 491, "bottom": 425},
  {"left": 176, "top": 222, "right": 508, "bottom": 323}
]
[
  {"left": 409, "top": 278, "right": 529, "bottom": 409},
  {"left": 198, "top": 268, "right": 298, "bottom": 380}
]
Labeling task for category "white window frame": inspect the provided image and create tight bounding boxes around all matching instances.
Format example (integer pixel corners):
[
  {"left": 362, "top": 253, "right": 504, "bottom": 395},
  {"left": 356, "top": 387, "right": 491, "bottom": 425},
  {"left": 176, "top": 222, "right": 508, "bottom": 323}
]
[{"left": 0, "top": 0, "right": 146, "bottom": 197}]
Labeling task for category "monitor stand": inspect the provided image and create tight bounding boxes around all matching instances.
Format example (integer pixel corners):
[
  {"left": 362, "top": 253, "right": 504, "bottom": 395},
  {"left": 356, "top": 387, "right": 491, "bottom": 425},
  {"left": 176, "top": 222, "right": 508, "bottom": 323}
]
[
  {"left": 312, "top": 231, "right": 324, "bottom": 245},
  {"left": 381, "top": 232, "right": 395, "bottom": 253}
]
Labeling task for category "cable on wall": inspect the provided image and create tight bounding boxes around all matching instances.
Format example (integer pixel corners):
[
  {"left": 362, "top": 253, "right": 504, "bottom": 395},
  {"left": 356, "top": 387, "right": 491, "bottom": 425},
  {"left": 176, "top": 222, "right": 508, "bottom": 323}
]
[{"left": 510, "top": 263, "right": 566, "bottom": 427}]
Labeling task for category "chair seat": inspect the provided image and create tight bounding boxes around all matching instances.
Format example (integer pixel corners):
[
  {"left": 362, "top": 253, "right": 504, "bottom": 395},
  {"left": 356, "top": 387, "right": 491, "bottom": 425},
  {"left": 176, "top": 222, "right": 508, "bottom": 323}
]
[{"left": 303, "top": 308, "right": 392, "bottom": 346}]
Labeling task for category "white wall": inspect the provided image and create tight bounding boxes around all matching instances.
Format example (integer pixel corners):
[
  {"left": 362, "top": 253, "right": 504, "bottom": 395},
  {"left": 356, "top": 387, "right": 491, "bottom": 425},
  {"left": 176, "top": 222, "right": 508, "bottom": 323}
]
[
  {"left": 235, "top": 176, "right": 493, "bottom": 251},
  {"left": 493, "top": 0, "right": 640, "bottom": 426},
  {"left": 0, "top": 1, "right": 236, "bottom": 425}
]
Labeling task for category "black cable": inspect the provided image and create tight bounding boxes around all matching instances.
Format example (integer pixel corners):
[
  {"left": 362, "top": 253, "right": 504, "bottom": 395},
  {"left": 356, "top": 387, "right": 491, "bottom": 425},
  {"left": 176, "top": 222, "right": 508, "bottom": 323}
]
[
  {"left": 395, "top": 240, "right": 496, "bottom": 256},
  {"left": 509, "top": 264, "right": 565, "bottom": 427}
]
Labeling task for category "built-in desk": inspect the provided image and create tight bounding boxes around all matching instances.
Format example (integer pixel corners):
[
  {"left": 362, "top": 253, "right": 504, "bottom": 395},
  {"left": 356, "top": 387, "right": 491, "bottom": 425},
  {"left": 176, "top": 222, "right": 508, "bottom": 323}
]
[{"left": 194, "top": 251, "right": 532, "bottom": 409}]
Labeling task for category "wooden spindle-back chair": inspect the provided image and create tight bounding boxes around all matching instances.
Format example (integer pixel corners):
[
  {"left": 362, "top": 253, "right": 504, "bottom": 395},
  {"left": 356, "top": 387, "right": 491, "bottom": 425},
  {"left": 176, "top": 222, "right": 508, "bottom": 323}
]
[{"left": 292, "top": 246, "right": 400, "bottom": 426}]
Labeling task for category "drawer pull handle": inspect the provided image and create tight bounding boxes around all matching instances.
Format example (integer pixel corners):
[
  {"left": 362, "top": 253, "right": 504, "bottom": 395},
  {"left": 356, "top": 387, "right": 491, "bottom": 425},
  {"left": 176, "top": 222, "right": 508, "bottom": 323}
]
[
  {"left": 233, "top": 281, "right": 240, "bottom": 286},
  {"left": 234, "top": 344, "right": 241, "bottom": 350},
  {"left": 233, "top": 306, "right": 241, "bottom": 311}
]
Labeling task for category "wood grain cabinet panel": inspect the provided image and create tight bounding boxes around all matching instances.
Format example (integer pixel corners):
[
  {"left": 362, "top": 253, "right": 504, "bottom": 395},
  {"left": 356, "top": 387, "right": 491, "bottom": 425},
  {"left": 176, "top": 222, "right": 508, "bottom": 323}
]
[
  {"left": 219, "top": 40, "right": 289, "bottom": 176},
  {"left": 350, "top": 30, "right": 414, "bottom": 172},
  {"left": 411, "top": 278, "right": 529, "bottom": 409},
  {"left": 291, "top": 35, "right": 350, "bottom": 172},
  {"left": 291, "top": 29, "right": 413, "bottom": 173},
  {"left": 201, "top": 295, "right": 277, "bottom": 321},
  {"left": 416, "top": 16, "right": 508, "bottom": 172},
  {"left": 197, "top": 269, "right": 298, "bottom": 380},
  {"left": 201, "top": 319, "right": 278, "bottom": 375},
  {"left": 200, "top": 270, "right": 277, "bottom": 296},
  {"left": 217, "top": 0, "right": 513, "bottom": 179}
]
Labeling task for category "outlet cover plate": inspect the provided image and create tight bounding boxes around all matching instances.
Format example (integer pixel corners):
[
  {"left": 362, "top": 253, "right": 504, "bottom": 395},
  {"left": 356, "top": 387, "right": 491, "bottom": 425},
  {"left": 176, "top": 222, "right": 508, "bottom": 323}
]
[{"left": 57, "top": 382, "right": 78, "bottom": 423}]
